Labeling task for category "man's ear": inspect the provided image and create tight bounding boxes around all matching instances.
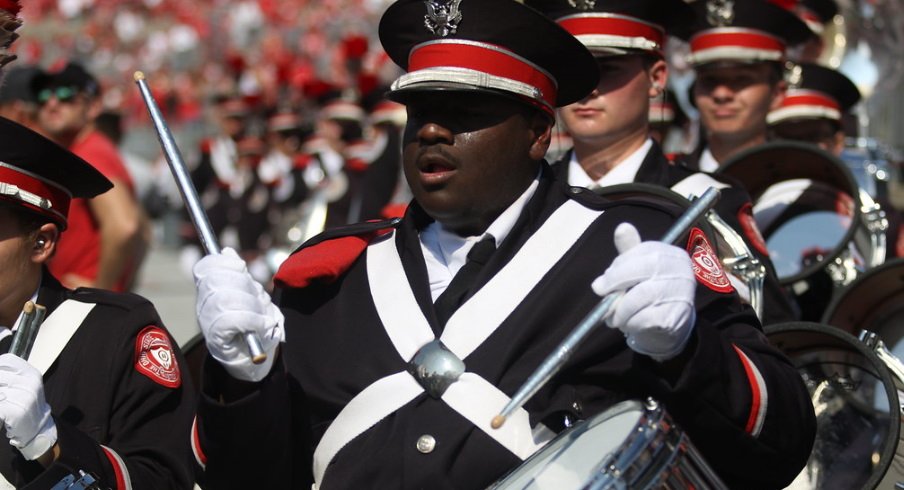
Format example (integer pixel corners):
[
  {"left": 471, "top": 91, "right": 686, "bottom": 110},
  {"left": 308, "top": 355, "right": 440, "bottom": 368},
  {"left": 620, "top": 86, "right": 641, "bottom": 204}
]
[
  {"left": 647, "top": 59, "right": 669, "bottom": 98},
  {"left": 769, "top": 79, "right": 788, "bottom": 112},
  {"left": 31, "top": 223, "right": 59, "bottom": 264},
  {"left": 528, "top": 112, "right": 553, "bottom": 161}
]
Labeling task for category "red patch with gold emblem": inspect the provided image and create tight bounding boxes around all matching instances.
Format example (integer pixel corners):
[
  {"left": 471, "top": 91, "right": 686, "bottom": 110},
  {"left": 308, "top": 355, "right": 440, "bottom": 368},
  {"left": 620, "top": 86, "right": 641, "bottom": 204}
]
[
  {"left": 687, "top": 227, "right": 734, "bottom": 293},
  {"left": 737, "top": 203, "right": 769, "bottom": 256},
  {"left": 134, "top": 326, "right": 181, "bottom": 388}
]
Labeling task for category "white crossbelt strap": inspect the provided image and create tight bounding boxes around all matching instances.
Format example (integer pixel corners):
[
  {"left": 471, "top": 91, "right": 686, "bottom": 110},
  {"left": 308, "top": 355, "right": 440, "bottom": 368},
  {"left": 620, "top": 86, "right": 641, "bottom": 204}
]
[
  {"left": 670, "top": 172, "right": 730, "bottom": 201},
  {"left": 312, "top": 200, "right": 603, "bottom": 486},
  {"left": 28, "top": 300, "right": 96, "bottom": 374},
  {"left": 0, "top": 299, "right": 95, "bottom": 489}
]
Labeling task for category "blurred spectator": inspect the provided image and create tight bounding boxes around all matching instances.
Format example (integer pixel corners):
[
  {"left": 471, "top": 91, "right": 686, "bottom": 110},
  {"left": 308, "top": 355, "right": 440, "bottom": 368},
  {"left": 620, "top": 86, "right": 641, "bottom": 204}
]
[
  {"left": 0, "top": 65, "right": 39, "bottom": 128},
  {"left": 32, "top": 61, "right": 149, "bottom": 292}
]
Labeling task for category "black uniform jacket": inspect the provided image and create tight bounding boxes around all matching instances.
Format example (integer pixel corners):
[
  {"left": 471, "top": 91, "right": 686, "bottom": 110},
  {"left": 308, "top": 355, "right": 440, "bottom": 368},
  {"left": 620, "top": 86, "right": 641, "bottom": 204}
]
[
  {"left": 0, "top": 271, "right": 196, "bottom": 489},
  {"left": 552, "top": 144, "right": 800, "bottom": 325},
  {"left": 197, "top": 166, "right": 815, "bottom": 489}
]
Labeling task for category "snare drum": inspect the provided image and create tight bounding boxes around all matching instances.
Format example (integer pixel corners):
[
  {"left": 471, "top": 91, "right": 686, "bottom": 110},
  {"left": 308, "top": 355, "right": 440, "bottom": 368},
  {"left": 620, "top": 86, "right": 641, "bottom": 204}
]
[
  {"left": 765, "top": 322, "right": 902, "bottom": 489},
  {"left": 489, "top": 398, "right": 727, "bottom": 490}
]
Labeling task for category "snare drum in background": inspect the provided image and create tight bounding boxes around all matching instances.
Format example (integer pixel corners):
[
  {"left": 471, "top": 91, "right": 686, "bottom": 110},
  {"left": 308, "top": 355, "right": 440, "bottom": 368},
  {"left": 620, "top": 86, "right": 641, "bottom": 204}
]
[
  {"left": 765, "top": 322, "right": 902, "bottom": 490},
  {"left": 489, "top": 398, "right": 727, "bottom": 490},
  {"left": 718, "top": 141, "right": 888, "bottom": 321}
]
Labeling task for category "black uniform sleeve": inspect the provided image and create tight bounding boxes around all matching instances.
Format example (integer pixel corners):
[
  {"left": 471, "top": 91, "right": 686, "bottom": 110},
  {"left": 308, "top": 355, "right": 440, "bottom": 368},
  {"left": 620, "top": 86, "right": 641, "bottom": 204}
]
[
  {"left": 196, "top": 353, "right": 312, "bottom": 489},
  {"left": 28, "top": 300, "right": 197, "bottom": 490},
  {"left": 632, "top": 217, "right": 815, "bottom": 488}
]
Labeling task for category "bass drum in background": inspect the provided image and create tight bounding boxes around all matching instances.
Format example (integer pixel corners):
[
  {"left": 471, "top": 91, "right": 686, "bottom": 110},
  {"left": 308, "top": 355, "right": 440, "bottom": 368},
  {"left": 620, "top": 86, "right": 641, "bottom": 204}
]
[
  {"left": 765, "top": 322, "right": 902, "bottom": 490},
  {"left": 718, "top": 141, "right": 888, "bottom": 322}
]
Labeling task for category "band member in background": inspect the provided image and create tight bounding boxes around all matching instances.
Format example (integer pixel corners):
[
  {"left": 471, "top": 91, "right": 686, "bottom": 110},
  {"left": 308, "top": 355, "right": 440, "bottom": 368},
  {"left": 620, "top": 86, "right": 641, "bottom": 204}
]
[
  {"left": 767, "top": 61, "right": 859, "bottom": 155},
  {"left": 684, "top": 0, "right": 812, "bottom": 172},
  {"left": 190, "top": 1, "right": 815, "bottom": 488},
  {"left": 0, "top": 117, "right": 195, "bottom": 489},
  {"left": 524, "top": 0, "right": 798, "bottom": 324}
]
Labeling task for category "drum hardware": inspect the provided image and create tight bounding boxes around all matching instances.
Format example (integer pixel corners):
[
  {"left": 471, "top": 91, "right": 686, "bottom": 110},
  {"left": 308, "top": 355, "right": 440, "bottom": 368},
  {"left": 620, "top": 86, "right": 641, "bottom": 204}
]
[
  {"left": 134, "top": 71, "right": 266, "bottom": 364},
  {"left": 766, "top": 322, "right": 902, "bottom": 490},
  {"left": 858, "top": 191, "right": 888, "bottom": 268},
  {"left": 489, "top": 398, "right": 728, "bottom": 490},
  {"left": 50, "top": 471, "right": 101, "bottom": 490},
  {"left": 492, "top": 187, "right": 721, "bottom": 430},
  {"left": 705, "top": 210, "right": 766, "bottom": 320},
  {"left": 592, "top": 183, "right": 766, "bottom": 320}
]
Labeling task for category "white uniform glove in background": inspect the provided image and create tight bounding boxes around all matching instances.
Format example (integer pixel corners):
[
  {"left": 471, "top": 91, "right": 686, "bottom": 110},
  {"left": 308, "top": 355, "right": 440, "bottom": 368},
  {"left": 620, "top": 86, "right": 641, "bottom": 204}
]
[
  {"left": 0, "top": 354, "right": 57, "bottom": 460},
  {"left": 592, "top": 223, "right": 697, "bottom": 362},
  {"left": 194, "top": 247, "right": 285, "bottom": 382}
]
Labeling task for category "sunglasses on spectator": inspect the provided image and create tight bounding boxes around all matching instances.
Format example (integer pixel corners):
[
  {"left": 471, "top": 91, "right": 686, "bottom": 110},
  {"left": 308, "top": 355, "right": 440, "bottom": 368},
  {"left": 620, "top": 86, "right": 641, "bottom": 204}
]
[{"left": 37, "top": 86, "right": 80, "bottom": 105}]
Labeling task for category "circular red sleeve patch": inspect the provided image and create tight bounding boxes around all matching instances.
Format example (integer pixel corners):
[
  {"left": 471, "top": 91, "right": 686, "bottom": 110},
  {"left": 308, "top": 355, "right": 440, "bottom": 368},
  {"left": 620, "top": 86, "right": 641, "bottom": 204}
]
[
  {"left": 686, "top": 227, "right": 735, "bottom": 293},
  {"left": 134, "top": 326, "right": 182, "bottom": 388}
]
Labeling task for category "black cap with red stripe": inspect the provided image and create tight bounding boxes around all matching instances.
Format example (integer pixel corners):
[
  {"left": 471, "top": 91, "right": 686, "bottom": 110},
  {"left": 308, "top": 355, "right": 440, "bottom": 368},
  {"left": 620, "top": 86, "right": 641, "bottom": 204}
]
[
  {"left": 0, "top": 116, "right": 111, "bottom": 229},
  {"left": 768, "top": 62, "right": 860, "bottom": 124},
  {"left": 685, "top": 0, "right": 812, "bottom": 67},
  {"left": 378, "top": 0, "right": 598, "bottom": 117},
  {"left": 523, "top": 0, "right": 694, "bottom": 57}
]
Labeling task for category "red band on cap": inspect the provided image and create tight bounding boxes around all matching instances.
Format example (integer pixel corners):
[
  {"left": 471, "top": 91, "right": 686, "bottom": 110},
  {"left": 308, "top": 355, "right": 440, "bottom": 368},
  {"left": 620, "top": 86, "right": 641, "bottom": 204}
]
[
  {"left": 0, "top": 164, "right": 70, "bottom": 224},
  {"left": 558, "top": 14, "right": 664, "bottom": 51},
  {"left": 781, "top": 91, "right": 840, "bottom": 112},
  {"left": 690, "top": 29, "right": 785, "bottom": 57},
  {"left": 408, "top": 41, "right": 558, "bottom": 109}
]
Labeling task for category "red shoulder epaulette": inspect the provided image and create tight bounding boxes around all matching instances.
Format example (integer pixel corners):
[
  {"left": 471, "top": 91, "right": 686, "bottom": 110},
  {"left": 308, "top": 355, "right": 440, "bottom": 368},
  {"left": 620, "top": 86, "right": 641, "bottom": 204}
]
[{"left": 273, "top": 218, "right": 402, "bottom": 289}]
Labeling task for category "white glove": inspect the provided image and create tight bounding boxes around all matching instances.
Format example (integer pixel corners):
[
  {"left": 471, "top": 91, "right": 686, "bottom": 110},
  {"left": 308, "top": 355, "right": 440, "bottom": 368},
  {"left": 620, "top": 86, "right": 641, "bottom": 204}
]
[
  {"left": 194, "top": 247, "right": 285, "bottom": 382},
  {"left": 0, "top": 354, "right": 57, "bottom": 460},
  {"left": 592, "top": 223, "right": 697, "bottom": 362}
]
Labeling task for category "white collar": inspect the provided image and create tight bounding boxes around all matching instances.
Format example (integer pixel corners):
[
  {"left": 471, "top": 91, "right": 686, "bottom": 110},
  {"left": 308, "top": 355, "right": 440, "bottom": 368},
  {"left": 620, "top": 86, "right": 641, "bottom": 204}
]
[
  {"left": 567, "top": 138, "right": 653, "bottom": 188},
  {"left": 699, "top": 147, "right": 720, "bottom": 173},
  {"left": 420, "top": 175, "right": 541, "bottom": 300}
]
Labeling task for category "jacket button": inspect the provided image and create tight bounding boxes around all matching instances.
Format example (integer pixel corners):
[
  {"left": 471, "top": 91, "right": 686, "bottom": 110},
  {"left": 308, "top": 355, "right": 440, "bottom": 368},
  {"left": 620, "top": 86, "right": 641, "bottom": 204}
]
[{"left": 416, "top": 434, "right": 436, "bottom": 454}]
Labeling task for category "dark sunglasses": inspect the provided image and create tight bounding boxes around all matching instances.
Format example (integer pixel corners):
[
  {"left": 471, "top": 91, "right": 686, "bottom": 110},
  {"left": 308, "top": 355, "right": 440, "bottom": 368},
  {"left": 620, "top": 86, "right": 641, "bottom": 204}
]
[{"left": 37, "top": 86, "right": 80, "bottom": 105}]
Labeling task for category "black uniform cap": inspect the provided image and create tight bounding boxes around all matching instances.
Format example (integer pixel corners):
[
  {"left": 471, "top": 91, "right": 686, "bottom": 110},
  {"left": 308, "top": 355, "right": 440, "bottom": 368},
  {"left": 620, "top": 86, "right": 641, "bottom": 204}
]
[
  {"left": 686, "top": 0, "right": 813, "bottom": 66},
  {"left": 378, "top": 0, "right": 599, "bottom": 116},
  {"left": 0, "top": 116, "right": 112, "bottom": 229},
  {"left": 768, "top": 62, "right": 860, "bottom": 124},
  {"left": 523, "top": 0, "right": 695, "bottom": 55}
]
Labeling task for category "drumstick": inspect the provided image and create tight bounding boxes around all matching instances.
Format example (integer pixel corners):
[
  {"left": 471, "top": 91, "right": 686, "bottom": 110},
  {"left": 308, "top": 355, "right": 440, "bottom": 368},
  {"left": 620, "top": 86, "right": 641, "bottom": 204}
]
[
  {"left": 9, "top": 301, "right": 46, "bottom": 359},
  {"left": 491, "top": 187, "right": 721, "bottom": 429},
  {"left": 133, "top": 71, "right": 267, "bottom": 364}
]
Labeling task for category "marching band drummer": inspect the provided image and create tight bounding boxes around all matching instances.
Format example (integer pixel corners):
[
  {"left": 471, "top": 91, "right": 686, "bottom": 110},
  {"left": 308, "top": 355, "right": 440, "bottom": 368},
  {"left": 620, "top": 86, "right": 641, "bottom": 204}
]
[
  {"left": 0, "top": 117, "right": 196, "bottom": 488},
  {"left": 683, "top": 0, "right": 813, "bottom": 172},
  {"left": 191, "top": 0, "right": 815, "bottom": 488},
  {"left": 523, "top": 0, "right": 799, "bottom": 325}
]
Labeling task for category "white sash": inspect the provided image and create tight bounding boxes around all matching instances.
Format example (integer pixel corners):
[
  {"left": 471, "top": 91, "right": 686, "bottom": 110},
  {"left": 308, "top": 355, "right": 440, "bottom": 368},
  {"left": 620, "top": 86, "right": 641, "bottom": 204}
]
[
  {"left": 312, "top": 200, "right": 603, "bottom": 487},
  {"left": 670, "top": 172, "right": 730, "bottom": 201}
]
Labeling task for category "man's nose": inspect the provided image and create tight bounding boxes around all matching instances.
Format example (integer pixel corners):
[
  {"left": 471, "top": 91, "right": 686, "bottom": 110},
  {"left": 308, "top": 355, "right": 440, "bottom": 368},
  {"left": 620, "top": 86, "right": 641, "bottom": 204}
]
[{"left": 416, "top": 121, "right": 453, "bottom": 144}]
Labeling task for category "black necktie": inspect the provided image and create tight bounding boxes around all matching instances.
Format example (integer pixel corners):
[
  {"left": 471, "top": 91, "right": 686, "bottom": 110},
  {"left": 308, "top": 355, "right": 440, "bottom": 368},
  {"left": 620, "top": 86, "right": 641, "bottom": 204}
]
[{"left": 434, "top": 237, "right": 496, "bottom": 328}]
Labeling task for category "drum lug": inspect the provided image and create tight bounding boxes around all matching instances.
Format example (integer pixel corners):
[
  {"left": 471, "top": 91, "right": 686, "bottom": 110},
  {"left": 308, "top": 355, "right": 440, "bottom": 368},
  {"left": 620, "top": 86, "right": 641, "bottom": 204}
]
[{"left": 825, "top": 251, "right": 859, "bottom": 288}]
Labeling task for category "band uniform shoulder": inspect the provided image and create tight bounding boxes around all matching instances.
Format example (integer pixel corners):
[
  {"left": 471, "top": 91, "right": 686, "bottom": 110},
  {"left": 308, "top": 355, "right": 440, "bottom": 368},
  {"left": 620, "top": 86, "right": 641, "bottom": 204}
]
[
  {"left": 70, "top": 287, "right": 155, "bottom": 312},
  {"left": 273, "top": 217, "right": 403, "bottom": 289}
]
